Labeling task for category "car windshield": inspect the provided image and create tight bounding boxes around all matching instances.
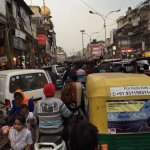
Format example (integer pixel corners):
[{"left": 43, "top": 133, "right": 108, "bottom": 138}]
[
  {"left": 9, "top": 73, "right": 48, "bottom": 93},
  {"left": 56, "top": 66, "right": 65, "bottom": 73}
]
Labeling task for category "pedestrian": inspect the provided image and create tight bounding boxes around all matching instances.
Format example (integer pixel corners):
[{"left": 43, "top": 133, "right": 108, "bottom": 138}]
[
  {"left": 34, "top": 83, "right": 71, "bottom": 150},
  {"left": 76, "top": 65, "right": 86, "bottom": 83},
  {"left": 48, "top": 67, "right": 58, "bottom": 87},
  {"left": 119, "top": 67, "right": 127, "bottom": 73},
  {"left": 4, "top": 89, "right": 34, "bottom": 125},
  {"left": 69, "top": 121, "right": 99, "bottom": 150},
  {"left": 61, "top": 74, "right": 85, "bottom": 113},
  {"left": 62, "top": 67, "right": 70, "bottom": 88},
  {"left": 20, "top": 104, "right": 37, "bottom": 149},
  {"left": 3, "top": 114, "right": 33, "bottom": 150}
]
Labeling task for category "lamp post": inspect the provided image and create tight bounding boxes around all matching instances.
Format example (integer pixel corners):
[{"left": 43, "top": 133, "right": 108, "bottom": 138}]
[
  {"left": 89, "top": 10, "right": 120, "bottom": 42},
  {"left": 80, "top": 30, "right": 85, "bottom": 58},
  {"left": 83, "top": 32, "right": 99, "bottom": 43},
  {"left": 83, "top": 32, "right": 99, "bottom": 58}
]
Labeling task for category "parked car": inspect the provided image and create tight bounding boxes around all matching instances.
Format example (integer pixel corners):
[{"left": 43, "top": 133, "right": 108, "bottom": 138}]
[
  {"left": 52, "top": 65, "right": 65, "bottom": 89},
  {"left": 0, "top": 69, "right": 52, "bottom": 118}
]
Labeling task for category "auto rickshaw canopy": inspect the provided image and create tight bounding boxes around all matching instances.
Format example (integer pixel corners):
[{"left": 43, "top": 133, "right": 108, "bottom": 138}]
[{"left": 85, "top": 73, "right": 150, "bottom": 134}]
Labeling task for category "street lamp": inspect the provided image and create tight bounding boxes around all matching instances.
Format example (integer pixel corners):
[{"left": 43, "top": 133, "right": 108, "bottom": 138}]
[
  {"left": 83, "top": 32, "right": 99, "bottom": 42},
  {"left": 80, "top": 30, "right": 85, "bottom": 58},
  {"left": 89, "top": 9, "right": 120, "bottom": 42}
]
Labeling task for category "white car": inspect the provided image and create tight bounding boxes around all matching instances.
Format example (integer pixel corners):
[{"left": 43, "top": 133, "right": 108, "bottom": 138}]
[{"left": 0, "top": 69, "right": 52, "bottom": 117}]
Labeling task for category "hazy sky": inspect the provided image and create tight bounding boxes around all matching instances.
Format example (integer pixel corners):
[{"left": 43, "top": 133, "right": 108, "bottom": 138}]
[{"left": 24, "top": 0, "right": 139, "bottom": 56}]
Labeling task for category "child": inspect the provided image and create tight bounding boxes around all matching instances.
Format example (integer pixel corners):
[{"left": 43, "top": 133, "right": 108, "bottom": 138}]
[
  {"left": 20, "top": 104, "right": 37, "bottom": 129},
  {"left": 4, "top": 114, "right": 33, "bottom": 150},
  {"left": 20, "top": 104, "right": 37, "bottom": 149}
]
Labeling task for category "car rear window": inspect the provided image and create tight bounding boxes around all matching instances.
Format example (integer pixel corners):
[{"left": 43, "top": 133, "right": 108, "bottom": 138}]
[
  {"left": 9, "top": 73, "right": 48, "bottom": 93},
  {"left": 56, "top": 66, "right": 65, "bottom": 73}
]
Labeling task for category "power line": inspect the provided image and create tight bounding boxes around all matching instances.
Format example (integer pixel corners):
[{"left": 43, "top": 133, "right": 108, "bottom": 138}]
[
  {"left": 80, "top": 0, "right": 115, "bottom": 21},
  {"left": 105, "top": 0, "right": 126, "bottom": 38}
]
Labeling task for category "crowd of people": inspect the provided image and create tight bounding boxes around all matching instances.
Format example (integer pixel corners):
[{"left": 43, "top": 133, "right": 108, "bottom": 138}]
[{"left": 1, "top": 72, "right": 97, "bottom": 150}]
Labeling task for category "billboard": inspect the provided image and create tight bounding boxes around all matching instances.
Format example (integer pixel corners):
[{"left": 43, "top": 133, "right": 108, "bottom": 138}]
[
  {"left": 92, "top": 47, "right": 101, "bottom": 51},
  {"left": 92, "top": 46, "right": 101, "bottom": 58},
  {"left": 107, "top": 99, "right": 150, "bottom": 134},
  {"left": 38, "top": 34, "right": 47, "bottom": 45}
]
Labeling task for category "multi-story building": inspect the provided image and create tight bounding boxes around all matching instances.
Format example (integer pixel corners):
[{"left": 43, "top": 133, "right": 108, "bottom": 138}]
[
  {"left": 30, "top": 1, "right": 56, "bottom": 65},
  {"left": 0, "top": 0, "right": 39, "bottom": 69}
]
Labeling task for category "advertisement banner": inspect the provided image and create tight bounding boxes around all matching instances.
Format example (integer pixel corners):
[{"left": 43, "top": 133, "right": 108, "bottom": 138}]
[
  {"left": 0, "top": 56, "right": 7, "bottom": 63},
  {"left": 15, "top": 29, "right": 26, "bottom": 40},
  {"left": 110, "top": 86, "right": 150, "bottom": 97},
  {"left": 20, "top": 7, "right": 31, "bottom": 29},
  {"left": 13, "top": 36, "right": 26, "bottom": 50},
  {"left": 107, "top": 99, "right": 150, "bottom": 134},
  {"left": 92, "top": 46, "right": 101, "bottom": 51},
  {"left": 38, "top": 34, "right": 47, "bottom": 45},
  {"left": 0, "top": 0, "right": 6, "bottom": 17}
]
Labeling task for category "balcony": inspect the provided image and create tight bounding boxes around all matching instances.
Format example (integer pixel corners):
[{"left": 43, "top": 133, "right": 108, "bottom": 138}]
[{"left": 118, "top": 32, "right": 133, "bottom": 37}]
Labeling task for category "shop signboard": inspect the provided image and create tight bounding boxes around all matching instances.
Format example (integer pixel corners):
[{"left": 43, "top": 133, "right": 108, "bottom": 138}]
[
  {"left": 122, "top": 49, "right": 132, "bottom": 53},
  {"left": 0, "top": 56, "right": 7, "bottom": 63},
  {"left": 132, "top": 17, "right": 140, "bottom": 26},
  {"left": 15, "top": 29, "right": 26, "bottom": 40},
  {"left": 38, "top": 34, "right": 47, "bottom": 45},
  {"left": 113, "top": 46, "right": 116, "bottom": 50},
  {"left": 20, "top": 7, "right": 31, "bottom": 29},
  {"left": 92, "top": 46, "right": 101, "bottom": 59},
  {"left": 13, "top": 36, "right": 26, "bottom": 50}
]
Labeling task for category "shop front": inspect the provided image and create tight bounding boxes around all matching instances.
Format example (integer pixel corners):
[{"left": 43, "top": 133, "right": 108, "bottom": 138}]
[
  {"left": 121, "top": 49, "right": 132, "bottom": 58},
  {"left": 13, "top": 36, "right": 27, "bottom": 69}
]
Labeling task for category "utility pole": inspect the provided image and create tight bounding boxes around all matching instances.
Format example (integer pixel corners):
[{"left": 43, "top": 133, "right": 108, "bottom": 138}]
[{"left": 80, "top": 30, "right": 85, "bottom": 58}]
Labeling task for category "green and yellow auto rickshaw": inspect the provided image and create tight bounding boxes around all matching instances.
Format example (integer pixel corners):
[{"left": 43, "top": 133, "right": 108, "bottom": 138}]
[{"left": 85, "top": 73, "right": 150, "bottom": 150}]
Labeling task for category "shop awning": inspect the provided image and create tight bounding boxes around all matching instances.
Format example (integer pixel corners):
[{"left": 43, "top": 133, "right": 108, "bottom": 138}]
[{"left": 0, "top": 56, "right": 8, "bottom": 63}]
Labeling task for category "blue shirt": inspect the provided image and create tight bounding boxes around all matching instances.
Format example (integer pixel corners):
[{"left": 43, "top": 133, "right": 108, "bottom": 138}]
[{"left": 7, "top": 99, "right": 34, "bottom": 115}]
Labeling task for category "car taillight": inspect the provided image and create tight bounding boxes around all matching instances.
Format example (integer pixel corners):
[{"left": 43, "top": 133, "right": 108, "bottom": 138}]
[
  {"left": 5, "top": 99, "right": 11, "bottom": 112},
  {"left": 56, "top": 72, "right": 59, "bottom": 75},
  {"left": 101, "top": 144, "right": 108, "bottom": 150}
]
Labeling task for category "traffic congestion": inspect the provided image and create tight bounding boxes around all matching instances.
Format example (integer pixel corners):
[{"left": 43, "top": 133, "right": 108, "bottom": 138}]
[
  {"left": 1, "top": 0, "right": 150, "bottom": 150},
  {"left": 0, "top": 58, "right": 150, "bottom": 150}
]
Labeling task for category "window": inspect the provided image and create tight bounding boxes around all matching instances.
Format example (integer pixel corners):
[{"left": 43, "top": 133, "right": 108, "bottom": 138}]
[
  {"left": 9, "top": 73, "right": 48, "bottom": 93},
  {"left": 56, "top": 66, "right": 65, "bottom": 73},
  {"left": 128, "top": 18, "right": 131, "bottom": 21}
]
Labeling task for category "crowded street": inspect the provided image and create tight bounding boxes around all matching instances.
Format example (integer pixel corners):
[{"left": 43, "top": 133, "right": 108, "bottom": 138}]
[{"left": 1, "top": 0, "right": 150, "bottom": 150}]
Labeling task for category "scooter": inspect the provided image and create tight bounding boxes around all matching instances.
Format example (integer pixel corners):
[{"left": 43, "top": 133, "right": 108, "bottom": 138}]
[{"left": 34, "top": 135, "right": 66, "bottom": 150}]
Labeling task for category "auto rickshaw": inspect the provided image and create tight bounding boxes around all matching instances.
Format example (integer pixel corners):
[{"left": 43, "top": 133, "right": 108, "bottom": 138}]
[{"left": 85, "top": 73, "right": 150, "bottom": 150}]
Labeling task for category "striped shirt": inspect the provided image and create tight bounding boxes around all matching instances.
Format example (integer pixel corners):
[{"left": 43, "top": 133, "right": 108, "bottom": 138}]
[{"left": 34, "top": 97, "right": 71, "bottom": 131}]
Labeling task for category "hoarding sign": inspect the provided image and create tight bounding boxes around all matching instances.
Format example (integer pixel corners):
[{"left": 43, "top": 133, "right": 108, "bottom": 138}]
[
  {"left": 113, "top": 46, "right": 116, "bottom": 50},
  {"left": 38, "top": 34, "right": 47, "bottom": 45},
  {"left": 92, "top": 46, "right": 101, "bottom": 51},
  {"left": 20, "top": 7, "right": 31, "bottom": 29},
  {"left": 0, "top": 56, "right": 7, "bottom": 63},
  {"left": 15, "top": 29, "right": 26, "bottom": 40},
  {"left": 107, "top": 99, "right": 150, "bottom": 134},
  {"left": 13, "top": 36, "right": 26, "bottom": 50},
  {"left": 122, "top": 49, "right": 132, "bottom": 53}
]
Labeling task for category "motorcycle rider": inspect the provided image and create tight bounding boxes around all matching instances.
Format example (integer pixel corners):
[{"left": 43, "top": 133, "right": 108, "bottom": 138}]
[{"left": 34, "top": 83, "right": 71, "bottom": 150}]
